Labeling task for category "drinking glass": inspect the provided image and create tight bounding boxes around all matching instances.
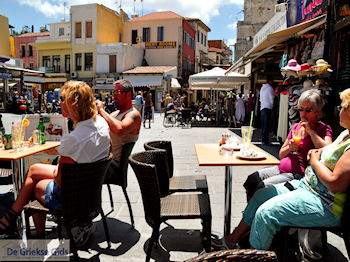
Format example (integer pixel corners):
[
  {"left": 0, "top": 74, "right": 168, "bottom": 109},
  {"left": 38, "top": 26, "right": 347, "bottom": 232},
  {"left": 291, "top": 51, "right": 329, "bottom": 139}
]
[
  {"left": 11, "top": 121, "right": 24, "bottom": 151},
  {"left": 292, "top": 129, "right": 301, "bottom": 155},
  {"left": 241, "top": 126, "right": 253, "bottom": 152}
]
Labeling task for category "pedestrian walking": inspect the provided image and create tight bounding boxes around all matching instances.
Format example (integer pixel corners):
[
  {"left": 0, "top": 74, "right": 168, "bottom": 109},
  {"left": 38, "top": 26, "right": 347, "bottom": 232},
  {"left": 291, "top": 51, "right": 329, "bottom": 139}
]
[{"left": 260, "top": 76, "right": 275, "bottom": 145}]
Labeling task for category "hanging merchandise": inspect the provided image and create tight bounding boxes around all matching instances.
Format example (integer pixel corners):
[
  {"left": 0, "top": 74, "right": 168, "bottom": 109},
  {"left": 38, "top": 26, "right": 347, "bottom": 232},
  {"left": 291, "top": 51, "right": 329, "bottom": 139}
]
[
  {"left": 311, "top": 31, "right": 325, "bottom": 60},
  {"left": 301, "top": 38, "right": 312, "bottom": 63},
  {"left": 279, "top": 49, "right": 288, "bottom": 69},
  {"left": 297, "top": 63, "right": 313, "bottom": 77}
]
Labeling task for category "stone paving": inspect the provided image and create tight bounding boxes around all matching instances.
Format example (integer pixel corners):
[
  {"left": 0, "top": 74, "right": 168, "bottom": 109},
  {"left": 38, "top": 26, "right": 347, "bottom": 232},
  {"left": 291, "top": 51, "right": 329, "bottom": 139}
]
[{"left": 0, "top": 113, "right": 348, "bottom": 261}]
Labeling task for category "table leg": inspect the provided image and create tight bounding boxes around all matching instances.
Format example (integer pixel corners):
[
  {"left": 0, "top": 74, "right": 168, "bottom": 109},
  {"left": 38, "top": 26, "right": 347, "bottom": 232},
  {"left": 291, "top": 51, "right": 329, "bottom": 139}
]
[{"left": 224, "top": 166, "right": 232, "bottom": 236}]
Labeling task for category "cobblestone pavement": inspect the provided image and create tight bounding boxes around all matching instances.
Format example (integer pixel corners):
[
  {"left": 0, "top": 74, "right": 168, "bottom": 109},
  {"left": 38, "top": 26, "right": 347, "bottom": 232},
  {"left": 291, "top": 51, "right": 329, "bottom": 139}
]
[{"left": 0, "top": 113, "right": 348, "bottom": 261}]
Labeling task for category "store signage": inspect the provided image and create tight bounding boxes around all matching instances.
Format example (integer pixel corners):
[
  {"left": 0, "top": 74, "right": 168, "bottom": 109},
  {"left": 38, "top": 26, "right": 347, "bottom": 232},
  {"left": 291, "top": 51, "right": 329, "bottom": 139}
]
[
  {"left": 287, "top": 0, "right": 328, "bottom": 27},
  {"left": 145, "top": 41, "right": 176, "bottom": 49},
  {"left": 0, "top": 72, "right": 12, "bottom": 79},
  {"left": 23, "top": 75, "right": 45, "bottom": 84},
  {"left": 253, "top": 12, "right": 287, "bottom": 47}
]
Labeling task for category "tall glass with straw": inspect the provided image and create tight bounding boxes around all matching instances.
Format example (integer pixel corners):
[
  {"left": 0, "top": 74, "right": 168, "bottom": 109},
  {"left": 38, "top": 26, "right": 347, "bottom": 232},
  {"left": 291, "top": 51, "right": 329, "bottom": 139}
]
[{"left": 241, "top": 111, "right": 254, "bottom": 152}]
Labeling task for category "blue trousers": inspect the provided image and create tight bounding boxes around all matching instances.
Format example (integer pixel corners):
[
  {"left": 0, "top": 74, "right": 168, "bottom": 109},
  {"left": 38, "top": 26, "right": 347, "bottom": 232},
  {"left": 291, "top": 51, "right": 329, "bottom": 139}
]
[
  {"left": 242, "top": 180, "right": 340, "bottom": 250},
  {"left": 261, "top": 108, "right": 272, "bottom": 144}
]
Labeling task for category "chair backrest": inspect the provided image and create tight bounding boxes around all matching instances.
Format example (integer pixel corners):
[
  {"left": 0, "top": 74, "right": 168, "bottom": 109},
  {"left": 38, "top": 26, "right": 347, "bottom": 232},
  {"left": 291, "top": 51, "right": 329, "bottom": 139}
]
[
  {"left": 341, "top": 187, "right": 350, "bottom": 233},
  {"left": 129, "top": 150, "right": 169, "bottom": 226},
  {"left": 143, "top": 140, "right": 174, "bottom": 178},
  {"left": 105, "top": 142, "right": 135, "bottom": 188},
  {"left": 60, "top": 158, "right": 111, "bottom": 227},
  {"left": 181, "top": 108, "right": 192, "bottom": 121}
]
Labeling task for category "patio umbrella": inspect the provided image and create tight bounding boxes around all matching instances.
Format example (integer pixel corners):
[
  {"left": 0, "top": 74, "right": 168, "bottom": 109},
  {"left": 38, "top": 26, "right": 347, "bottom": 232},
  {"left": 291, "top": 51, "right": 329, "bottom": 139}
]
[{"left": 189, "top": 67, "right": 248, "bottom": 91}]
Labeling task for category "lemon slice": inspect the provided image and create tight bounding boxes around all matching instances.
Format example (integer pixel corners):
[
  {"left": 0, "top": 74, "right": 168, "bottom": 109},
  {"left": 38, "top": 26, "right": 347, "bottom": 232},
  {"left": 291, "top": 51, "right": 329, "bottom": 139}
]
[{"left": 22, "top": 118, "right": 30, "bottom": 127}]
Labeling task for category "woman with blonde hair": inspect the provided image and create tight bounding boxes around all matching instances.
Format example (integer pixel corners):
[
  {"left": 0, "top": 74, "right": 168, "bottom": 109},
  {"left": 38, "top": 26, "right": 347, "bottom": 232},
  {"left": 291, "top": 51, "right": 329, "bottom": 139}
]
[{"left": 0, "top": 81, "right": 110, "bottom": 242}]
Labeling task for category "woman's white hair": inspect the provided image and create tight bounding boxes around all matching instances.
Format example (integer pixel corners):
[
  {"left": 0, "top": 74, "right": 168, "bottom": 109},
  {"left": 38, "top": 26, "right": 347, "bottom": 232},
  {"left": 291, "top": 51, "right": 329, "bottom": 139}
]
[{"left": 298, "top": 89, "right": 325, "bottom": 111}]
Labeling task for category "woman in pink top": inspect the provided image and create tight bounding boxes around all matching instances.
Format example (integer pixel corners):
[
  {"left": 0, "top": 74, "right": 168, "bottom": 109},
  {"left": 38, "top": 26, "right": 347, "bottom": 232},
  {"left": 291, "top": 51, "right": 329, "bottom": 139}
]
[{"left": 243, "top": 89, "right": 332, "bottom": 200}]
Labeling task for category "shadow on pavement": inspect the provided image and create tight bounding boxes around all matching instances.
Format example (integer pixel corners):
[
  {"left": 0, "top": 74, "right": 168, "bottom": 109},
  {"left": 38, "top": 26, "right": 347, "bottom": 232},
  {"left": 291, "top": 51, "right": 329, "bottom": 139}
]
[
  {"left": 78, "top": 218, "right": 140, "bottom": 261},
  {"left": 145, "top": 225, "right": 203, "bottom": 262}
]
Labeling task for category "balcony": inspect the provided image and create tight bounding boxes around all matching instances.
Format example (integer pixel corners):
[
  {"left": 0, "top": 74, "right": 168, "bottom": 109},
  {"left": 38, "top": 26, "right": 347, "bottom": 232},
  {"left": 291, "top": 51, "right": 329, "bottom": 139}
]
[{"left": 34, "top": 67, "right": 70, "bottom": 75}]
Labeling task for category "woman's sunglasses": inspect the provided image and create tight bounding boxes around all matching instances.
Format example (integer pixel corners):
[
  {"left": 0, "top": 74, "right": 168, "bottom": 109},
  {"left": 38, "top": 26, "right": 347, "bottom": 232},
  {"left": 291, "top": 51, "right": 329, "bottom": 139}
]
[
  {"left": 297, "top": 108, "right": 312, "bottom": 113},
  {"left": 337, "top": 106, "right": 348, "bottom": 112}
]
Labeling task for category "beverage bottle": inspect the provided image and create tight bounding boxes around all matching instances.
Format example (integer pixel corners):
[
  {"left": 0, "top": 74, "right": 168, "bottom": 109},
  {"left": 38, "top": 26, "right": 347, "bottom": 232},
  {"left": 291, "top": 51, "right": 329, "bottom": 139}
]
[{"left": 37, "top": 115, "right": 46, "bottom": 144}]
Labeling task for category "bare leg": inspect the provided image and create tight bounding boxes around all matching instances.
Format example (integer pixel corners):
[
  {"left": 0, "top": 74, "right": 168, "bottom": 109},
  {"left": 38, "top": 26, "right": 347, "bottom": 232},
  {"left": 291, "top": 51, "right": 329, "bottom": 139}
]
[
  {"left": 32, "top": 179, "right": 51, "bottom": 235},
  {"left": 225, "top": 219, "right": 251, "bottom": 244},
  {"left": 0, "top": 164, "right": 56, "bottom": 229}
]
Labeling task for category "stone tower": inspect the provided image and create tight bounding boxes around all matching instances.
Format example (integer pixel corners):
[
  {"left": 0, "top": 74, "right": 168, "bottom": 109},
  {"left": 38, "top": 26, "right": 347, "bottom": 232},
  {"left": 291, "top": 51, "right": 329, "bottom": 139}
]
[{"left": 234, "top": 0, "right": 284, "bottom": 62}]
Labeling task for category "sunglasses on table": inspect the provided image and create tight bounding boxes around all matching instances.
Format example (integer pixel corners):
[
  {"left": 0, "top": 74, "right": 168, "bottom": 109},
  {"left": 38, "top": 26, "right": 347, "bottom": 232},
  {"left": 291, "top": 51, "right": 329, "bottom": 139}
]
[{"left": 297, "top": 108, "right": 312, "bottom": 113}]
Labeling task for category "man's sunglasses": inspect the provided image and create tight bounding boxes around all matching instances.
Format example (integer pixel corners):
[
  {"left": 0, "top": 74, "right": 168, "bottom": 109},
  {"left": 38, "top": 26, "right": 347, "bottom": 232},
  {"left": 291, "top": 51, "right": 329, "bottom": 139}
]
[
  {"left": 297, "top": 108, "right": 312, "bottom": 113},
  {"left": 114, "top": 90, "right": 129, "bottom": 95}
]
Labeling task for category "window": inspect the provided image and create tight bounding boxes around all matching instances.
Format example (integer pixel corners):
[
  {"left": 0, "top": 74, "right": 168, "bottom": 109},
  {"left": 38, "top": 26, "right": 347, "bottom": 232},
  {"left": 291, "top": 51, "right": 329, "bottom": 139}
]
[
  {"left": 75, "top": 22, "right": 81, "bottom": 38},
  {"left": 84, "top": 53, "right": 93, "bottom": 71},
  {"left": 75, "top": 53, "right": 82, "bottom": 71},
  {"left": 119, "top": 32, "right": 122, "bottom": 42},
  {"left": 65, "top": 55, "right": 70, "bottom": 73},
  {"left": 204, "top": 36, "right": 207, "bottom": 46},
  {"left": 132, "top": 30, "right": 137, "bottom": 44},
  {"left": 157, "top": 26, "right": 164, "bottom": 41},
  {"left": 20, "top": 45, "right": 25, "bottom": 58},
  {"left": 86, "top": 21, "right": 92, "bottom": 38},
  {"left": 43, "top": 56, "right": 50, "bottom": 67},
  {"left": 29, "top": 62, "right": 34, "bottom": 69},
  {"left": 28, "top": 45, "right": 33, "bottom": 57},
  {"left": 59, "top": 28, "right": 64, "bottom": 36},
  {"left": 52, "top": 56, "right": 61, "bottom": 73},
  {"left": 201, "top": 32, "right": 203, "bottom": 45},
  {"left": 197, "top": 31, "right": 200, "bottom": 42},
  {"left": 142, "top": 27, "right": 150, "bottom": 42}
]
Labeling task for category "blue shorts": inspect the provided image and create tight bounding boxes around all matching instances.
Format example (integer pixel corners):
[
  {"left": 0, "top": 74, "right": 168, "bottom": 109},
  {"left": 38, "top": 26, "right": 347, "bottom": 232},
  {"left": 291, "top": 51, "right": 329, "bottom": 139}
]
[{"left": 45, "top": 180, "right": 61, "bottom": 210}]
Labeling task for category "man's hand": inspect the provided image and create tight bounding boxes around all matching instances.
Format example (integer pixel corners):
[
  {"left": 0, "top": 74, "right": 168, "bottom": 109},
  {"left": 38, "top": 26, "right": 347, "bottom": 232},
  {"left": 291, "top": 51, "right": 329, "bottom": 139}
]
[{"left": 95, "top": 100, "right": 104, "bottom": 113}]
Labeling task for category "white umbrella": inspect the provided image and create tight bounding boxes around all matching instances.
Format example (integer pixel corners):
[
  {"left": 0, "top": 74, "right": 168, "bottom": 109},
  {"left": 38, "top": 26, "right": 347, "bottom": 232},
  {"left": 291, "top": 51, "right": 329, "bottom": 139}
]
[{"left": 189, "top": 67, "right": 248, "bottom": 91}]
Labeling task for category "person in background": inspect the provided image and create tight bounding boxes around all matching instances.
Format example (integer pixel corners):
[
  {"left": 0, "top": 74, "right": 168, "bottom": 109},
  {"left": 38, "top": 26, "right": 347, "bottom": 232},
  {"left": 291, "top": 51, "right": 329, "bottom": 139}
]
[
  {"left": 260, "top": 76, "right": 275, "bottom": 145},
  {"left": 143, "top": 89, "right": 153, "bottom": 128},
  {"left": 0, "top": 81, "right": 110, "bottom": 246},
  {"left": 135, "top": 91, "right": 144, "bottom": 114},
  {"left": 160, "top": 95, "right": 165, "bottom": 115},
  {"left": 212, "top": 88, "right": 350, "bottom": 252}
]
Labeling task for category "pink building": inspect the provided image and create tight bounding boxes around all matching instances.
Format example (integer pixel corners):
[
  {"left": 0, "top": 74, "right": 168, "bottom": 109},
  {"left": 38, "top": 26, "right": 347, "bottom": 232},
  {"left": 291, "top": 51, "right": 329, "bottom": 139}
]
[{"left": 14, "top": 32, "right": 50, "bottom": 69}]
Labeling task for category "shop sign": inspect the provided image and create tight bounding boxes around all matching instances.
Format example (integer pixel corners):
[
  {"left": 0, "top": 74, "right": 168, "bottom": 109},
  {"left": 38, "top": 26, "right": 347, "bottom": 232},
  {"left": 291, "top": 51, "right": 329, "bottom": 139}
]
[
  {"left": 145, "top": 41, "right": 176, "bottom": 49},
  {"left": 253, "top": 12, "right": 287, "bottom": 47},
  {"left": 0, "top": 72, "right": 12, "bottom": 79},
  {"left": 24, "top": 75, "right": 45, "bottom": 84},
  {"left": 287, "top": 0, "right": 328, "bottom": 27}
]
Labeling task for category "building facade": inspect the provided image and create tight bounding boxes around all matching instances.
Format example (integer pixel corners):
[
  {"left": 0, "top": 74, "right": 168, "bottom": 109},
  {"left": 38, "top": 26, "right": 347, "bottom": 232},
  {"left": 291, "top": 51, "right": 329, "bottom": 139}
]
[
  {"left": 15, "top": 31, "right": 50, "bottom": 69},
  {"left": 123, "top": 11, "right": 196, "bottom": 82},
  {"left": 0, "top": 15, "right": 11, "bottom": 57}
]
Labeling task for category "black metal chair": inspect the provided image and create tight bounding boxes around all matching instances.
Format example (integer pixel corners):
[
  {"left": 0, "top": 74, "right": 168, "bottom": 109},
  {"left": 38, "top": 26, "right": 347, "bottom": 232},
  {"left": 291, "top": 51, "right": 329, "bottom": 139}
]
[
  {"left": 24, "top": 158, "right": 112, "bottom": 260},
  {"left": 276, "top": 186, "right": 350, "bottom": 261},
  {"left": 144, "top": 140, "right": 208, "bottom": 194},
  {"left": 163, "top": 110, "right": 176, "bottom": 127},
  {"left": 177, "top": 108, "right": 192, "bottom": 128},
  {"left": 104, "top": 142, "right": 135, "bottom": 227},
  {"left": 185, "top": 249, "right": 278, "bottom": 262},
  {"left": 129, "top": 150, "right": 212, "bottom": 262}
]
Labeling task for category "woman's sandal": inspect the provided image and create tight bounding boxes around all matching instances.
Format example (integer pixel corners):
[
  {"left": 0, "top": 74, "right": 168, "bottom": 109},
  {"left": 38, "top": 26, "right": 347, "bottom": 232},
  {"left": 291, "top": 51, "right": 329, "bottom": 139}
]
[{"left": 0, "top": 208, "right": 20, "bottom": 235}]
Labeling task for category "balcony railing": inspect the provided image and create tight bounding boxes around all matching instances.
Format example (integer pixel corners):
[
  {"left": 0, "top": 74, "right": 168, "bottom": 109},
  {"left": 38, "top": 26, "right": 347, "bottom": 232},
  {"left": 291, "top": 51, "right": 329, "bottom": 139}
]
[{"left": 33, "top": 67, "right": 70, "bottom": 74}]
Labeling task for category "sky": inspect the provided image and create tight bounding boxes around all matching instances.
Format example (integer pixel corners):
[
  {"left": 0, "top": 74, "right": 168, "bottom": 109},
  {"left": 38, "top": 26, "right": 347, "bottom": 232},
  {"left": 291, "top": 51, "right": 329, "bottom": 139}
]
[{"left": 2, "top": 0, "right": 244, "bottom": 57}]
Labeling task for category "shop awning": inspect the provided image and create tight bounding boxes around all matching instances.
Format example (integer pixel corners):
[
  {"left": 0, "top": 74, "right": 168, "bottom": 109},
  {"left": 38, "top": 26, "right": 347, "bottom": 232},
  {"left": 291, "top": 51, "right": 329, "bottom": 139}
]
[
  {"left": 171, "top": 78, "right": 181, "bottom": 89},
  {"left": 122, "top": 75, "right": 163, "bottom": 87},
  {"left": 245, "top": 14, "right": 327, "bottom": 61}
]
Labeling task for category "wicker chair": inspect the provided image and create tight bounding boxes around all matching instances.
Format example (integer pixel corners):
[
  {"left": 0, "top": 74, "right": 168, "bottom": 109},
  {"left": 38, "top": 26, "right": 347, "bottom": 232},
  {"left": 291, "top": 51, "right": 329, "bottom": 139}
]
[
  {"left": 129, "top": 150, "right": 212, "bottom": 262},
  {"left": 24, "top": 158, "right": 112, "bottom": 260},
  {"left": 104, "top": 142, "right": 135, "bottom": 227},
  {"left": 144, "top": 140, "right": 208, "bottom": 194},
  {"left": 277, "top": 186, "right": 350, "bottom": 261},
  {"left": 185, "top": 249, "right": 277, "bottom": 262}
]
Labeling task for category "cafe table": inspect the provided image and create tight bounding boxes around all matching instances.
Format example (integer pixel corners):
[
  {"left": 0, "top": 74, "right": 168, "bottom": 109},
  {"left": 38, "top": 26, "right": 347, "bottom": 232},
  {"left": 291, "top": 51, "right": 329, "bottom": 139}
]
[
  {"left": 0, "top": 141, "right": 61, "bottom": 237},
  {"left": 194, "top": 143, "right": 280, "bottom": 236}
]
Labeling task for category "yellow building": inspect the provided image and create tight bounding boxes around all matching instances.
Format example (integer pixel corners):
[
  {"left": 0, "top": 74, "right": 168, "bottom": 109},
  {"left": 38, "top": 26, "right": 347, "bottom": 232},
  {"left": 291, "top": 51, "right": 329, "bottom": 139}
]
[
  {"left": 70, "top": 4, "right": 126, "bottom": 82},
  {"left": 0, "top": 15, "right": 11, "bottom": 57}
]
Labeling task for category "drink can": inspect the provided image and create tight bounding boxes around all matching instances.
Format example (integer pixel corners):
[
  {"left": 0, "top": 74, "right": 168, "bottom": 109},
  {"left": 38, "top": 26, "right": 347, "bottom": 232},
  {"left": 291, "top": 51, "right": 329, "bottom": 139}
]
[{"left": 3, "top": 134, "right": 12, "bottom": 150}]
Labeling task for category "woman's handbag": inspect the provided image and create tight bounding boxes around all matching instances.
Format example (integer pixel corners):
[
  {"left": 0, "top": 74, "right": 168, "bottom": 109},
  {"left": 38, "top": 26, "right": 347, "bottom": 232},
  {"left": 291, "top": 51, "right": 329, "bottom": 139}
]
[{"left": 311, "top": 31, "right": 325, "bottom": 60}]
